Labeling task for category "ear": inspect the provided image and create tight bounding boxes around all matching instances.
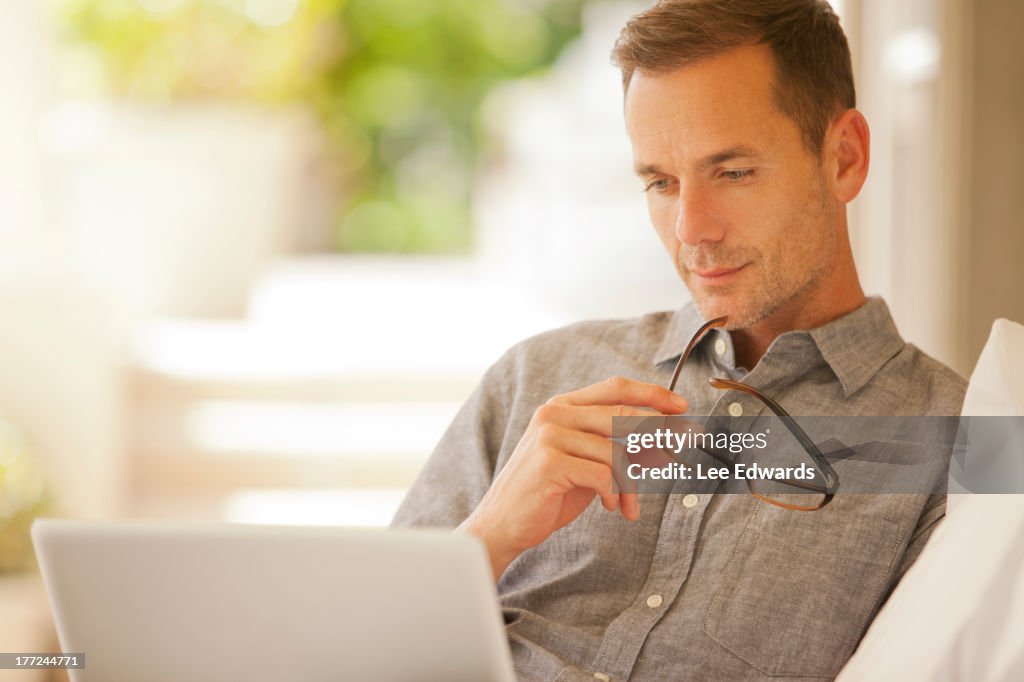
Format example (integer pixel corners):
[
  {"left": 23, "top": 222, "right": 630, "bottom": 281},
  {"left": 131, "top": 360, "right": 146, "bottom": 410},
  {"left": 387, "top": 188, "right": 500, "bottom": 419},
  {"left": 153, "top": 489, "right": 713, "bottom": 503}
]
[{"left": 825, "top": 109, "right": 870, "bottom": 203}]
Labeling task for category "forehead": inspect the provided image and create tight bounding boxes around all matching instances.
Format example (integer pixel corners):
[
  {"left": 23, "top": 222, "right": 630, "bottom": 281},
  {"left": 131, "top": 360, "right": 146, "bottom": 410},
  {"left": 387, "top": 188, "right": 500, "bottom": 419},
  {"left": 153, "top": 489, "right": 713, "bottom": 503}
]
[{"left": 624, "top": 44, "right": 798, "bottom": 162}]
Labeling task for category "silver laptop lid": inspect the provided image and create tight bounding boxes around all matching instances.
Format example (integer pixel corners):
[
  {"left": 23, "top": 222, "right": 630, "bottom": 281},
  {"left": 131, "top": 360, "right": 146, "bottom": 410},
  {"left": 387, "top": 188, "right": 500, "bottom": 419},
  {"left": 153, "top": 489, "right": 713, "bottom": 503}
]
[{"left": 32, "top": 519, "right": 515, "bottom": 682}]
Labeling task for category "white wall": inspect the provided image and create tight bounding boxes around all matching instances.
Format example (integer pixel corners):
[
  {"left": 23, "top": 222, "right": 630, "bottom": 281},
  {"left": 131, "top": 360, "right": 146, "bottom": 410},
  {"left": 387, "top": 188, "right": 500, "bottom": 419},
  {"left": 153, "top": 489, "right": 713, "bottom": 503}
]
[{"left": 852, "top": 0, "right": 1024, "bottom": 377}]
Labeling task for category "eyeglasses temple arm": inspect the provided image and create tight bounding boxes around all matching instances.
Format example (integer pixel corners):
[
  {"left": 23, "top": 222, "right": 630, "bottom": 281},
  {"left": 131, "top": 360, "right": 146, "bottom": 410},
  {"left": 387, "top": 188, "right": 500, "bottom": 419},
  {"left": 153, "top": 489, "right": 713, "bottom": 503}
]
[{"left": 668, "top": 316, "right": 728, "bottom": 392}]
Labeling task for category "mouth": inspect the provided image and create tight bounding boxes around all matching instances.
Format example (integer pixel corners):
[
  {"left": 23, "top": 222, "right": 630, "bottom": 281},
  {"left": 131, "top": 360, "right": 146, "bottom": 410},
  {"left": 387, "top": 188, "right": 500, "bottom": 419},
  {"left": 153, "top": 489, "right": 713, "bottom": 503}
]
[{"left": 689, "top": 264, "right": 748, "bottom": 283}]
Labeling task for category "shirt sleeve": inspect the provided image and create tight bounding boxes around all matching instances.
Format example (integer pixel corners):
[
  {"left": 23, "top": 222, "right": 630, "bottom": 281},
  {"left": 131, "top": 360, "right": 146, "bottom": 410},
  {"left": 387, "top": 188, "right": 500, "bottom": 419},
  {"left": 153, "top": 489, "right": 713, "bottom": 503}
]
[{"left": 390, "top": 348, "right": 518, "bottom": 529}]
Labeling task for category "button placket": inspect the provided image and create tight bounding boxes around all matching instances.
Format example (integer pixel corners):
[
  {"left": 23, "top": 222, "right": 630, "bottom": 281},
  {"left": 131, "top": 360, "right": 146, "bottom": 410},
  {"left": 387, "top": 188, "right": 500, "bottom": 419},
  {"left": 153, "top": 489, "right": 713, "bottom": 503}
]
[{"left": 588, "top": 491, "right": 705, "bottom": 681}]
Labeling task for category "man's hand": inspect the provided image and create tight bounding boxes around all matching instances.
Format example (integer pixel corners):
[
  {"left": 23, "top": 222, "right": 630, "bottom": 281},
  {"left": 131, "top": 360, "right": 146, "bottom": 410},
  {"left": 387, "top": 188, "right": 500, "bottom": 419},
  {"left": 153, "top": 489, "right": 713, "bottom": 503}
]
[{"left": 458, "top": 376, "right": 688, "bottom": 581}]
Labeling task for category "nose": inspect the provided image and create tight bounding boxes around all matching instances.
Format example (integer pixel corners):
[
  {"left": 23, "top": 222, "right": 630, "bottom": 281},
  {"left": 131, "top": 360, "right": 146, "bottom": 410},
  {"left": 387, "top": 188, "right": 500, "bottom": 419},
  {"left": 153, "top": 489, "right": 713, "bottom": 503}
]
[{"left": 674, "top": 184, "right": 725, "bottom": 246}]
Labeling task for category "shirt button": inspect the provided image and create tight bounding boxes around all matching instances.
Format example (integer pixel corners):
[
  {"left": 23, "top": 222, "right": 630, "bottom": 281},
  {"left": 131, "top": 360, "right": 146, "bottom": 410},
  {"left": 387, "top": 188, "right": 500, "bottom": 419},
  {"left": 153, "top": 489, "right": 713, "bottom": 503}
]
[
  {"left": 682, "top": 494, "right": 699, "bottom": 508},
  {"left": 646, "top": 594, "right": 663, "bottom": 608},
  {"left": 728, "top": 402, "right": 743, "bottom": 417},
  {"left": 593, "top": 674, "right": 610, "bottom": 681},
  {"left": 714, "top": 338, "right": 727, "bottom": 356}
]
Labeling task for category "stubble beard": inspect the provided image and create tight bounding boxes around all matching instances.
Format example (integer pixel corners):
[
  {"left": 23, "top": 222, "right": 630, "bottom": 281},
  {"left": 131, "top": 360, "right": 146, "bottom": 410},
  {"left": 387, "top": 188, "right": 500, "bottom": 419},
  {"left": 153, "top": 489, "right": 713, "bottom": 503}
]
[{"left": 679, "top": 178, "right": 837, "bottom": 331}]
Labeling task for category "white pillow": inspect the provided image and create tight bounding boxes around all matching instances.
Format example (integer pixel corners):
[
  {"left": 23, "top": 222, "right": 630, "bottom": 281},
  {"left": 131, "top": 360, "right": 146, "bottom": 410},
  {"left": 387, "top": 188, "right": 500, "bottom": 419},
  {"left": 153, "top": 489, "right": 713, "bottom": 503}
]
[
  {"left": 960, "top": 319, "right": 1024, "bottom": 415},
  {"left": 836, "top": 319, "right": 1024, "bottom": 682}
]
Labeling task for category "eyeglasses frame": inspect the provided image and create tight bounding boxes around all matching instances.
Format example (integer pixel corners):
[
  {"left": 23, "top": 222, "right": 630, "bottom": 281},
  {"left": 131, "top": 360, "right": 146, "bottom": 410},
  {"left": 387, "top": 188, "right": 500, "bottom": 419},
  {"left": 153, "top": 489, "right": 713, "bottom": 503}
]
[{"left": 666, "top": 316, "right": 840, "bottom": 511}]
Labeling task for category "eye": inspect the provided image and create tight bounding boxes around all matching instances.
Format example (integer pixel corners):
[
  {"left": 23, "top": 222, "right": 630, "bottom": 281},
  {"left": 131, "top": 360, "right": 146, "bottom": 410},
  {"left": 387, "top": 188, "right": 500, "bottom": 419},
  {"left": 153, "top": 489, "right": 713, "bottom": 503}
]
[
  {"left": 643, "top": 178, "right": 674, "bottom": 193},
  {"left": 720, "top": 169, "right": 755, "bottom": 182}
]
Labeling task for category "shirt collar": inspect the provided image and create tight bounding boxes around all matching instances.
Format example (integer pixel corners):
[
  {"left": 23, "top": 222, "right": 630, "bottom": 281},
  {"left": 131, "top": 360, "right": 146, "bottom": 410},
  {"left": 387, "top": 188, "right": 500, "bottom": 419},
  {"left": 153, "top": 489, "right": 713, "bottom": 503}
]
[{"left": 652, "top": 297, "right": 906, "bottom": 398}]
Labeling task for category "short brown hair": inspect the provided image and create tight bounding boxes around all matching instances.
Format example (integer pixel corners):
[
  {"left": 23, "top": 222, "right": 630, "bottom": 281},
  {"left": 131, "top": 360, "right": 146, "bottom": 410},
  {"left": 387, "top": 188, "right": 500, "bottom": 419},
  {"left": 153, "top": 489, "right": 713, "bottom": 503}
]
[{"left": 611, "top": 0, "right": 855, "bottom": 155}]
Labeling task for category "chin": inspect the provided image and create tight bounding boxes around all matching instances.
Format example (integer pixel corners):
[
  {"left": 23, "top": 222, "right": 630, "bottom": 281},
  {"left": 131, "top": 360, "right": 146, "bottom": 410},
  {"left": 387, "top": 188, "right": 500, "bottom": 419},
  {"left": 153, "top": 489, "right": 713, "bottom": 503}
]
[
  {"left": 690, "top": 293, "right": 733, "bottom": 323},
  {"left": 681, "top": 270, "right": 752, "bottom": 324},
  {"left": 691, "top": 295, "right": 765, "bottom": 330}
]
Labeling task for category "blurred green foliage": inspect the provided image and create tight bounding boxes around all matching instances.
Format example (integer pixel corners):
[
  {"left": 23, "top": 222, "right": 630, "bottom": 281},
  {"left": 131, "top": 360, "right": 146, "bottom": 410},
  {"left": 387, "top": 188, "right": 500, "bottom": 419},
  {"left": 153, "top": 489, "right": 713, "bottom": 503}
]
[
  {"left": 0, "top": 420, "right": 48, "bottom": 574},
  {"left": 51, "top": 0, "right": 588, "bottom": 252}
]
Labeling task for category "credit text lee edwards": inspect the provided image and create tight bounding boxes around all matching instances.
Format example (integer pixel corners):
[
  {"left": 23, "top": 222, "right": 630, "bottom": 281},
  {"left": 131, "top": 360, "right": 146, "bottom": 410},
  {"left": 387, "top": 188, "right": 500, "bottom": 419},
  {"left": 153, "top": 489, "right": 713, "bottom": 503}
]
[{"left": 622, "top": 427, "right": 817, "bottom": 481}]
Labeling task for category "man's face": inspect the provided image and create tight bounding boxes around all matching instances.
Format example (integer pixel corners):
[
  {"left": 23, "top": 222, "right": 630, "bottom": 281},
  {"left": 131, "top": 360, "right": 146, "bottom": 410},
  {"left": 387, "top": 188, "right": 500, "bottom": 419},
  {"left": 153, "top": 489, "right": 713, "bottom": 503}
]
[{"left": 625, "top": 44, "right": 840, "bottom": 329}]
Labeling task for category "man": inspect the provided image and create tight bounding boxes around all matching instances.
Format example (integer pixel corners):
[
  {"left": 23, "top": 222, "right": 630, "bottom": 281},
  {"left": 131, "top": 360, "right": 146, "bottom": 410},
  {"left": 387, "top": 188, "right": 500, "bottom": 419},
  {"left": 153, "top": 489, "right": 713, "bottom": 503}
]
[{"left": 393, "top": 1, "right": 966, "bottom": 680}]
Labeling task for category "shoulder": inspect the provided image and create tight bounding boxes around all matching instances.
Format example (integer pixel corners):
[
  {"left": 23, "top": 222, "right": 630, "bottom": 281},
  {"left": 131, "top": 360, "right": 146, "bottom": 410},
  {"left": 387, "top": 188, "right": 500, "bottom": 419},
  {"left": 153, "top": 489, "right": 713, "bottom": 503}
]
[{"left": 873, "top": 343, "right": 968, "bottom": 416}]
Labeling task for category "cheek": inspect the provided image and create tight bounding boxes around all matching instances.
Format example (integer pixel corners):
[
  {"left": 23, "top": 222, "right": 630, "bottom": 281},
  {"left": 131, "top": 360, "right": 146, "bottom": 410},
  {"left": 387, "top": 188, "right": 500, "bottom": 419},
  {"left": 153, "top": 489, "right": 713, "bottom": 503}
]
[
  {"left": 646, "top": 196, "right": 679, "bottom": 250},
  {"left": 729, "top": 182, "right": 797, "bottom": 244}
]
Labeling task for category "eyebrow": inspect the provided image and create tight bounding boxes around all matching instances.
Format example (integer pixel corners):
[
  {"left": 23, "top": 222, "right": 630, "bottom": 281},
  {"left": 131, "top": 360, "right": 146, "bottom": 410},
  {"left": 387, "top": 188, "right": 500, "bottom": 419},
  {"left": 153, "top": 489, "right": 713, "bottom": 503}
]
[{"left": 633, "top": 145, "right": 763, "bottom": 176}]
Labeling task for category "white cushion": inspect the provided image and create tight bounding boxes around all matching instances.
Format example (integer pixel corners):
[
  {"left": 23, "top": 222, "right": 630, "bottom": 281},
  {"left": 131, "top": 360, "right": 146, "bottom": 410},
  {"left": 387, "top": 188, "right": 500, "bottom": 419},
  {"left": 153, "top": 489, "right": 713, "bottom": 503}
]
[
  {"left": 837, "top": 319, "right": 1024, "bottom": 682},
  {"left": 960, "top": 319, "right": 1024, "bottom": 416}
]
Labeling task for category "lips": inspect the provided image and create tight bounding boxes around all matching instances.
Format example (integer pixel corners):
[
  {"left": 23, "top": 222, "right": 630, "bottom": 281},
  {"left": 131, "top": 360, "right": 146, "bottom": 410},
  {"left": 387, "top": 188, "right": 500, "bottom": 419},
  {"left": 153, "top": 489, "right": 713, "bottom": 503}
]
[{"left": 690, "top": 264, "right": 748, "bottom": 280}]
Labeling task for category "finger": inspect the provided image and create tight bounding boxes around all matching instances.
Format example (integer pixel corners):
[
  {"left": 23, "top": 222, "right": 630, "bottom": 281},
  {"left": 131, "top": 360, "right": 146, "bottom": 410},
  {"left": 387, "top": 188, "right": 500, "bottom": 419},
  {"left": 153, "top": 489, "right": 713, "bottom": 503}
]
[
  {"left": 619, "top": 492, "right": 641, "bottom": 521},
  {"left": 608, "top": 435, "right": 650, "bottom": 522},
  {"left": 560, "top": 456, "right": 619, "bottom": 513},
  {"left": 545, "top": 423, "right": 691, "bottom": 476},
  {"left": 540, "top": 423, "right": 616, "bottom": 466},
  {"left": 539, "top": 403, "right": 668, "bottom": 438},
  {"left": 610, "top": 437, "right": 637, "bottom": 492},
  {"left": 549, "top": 376, "right": 688, "bottom": 414}
]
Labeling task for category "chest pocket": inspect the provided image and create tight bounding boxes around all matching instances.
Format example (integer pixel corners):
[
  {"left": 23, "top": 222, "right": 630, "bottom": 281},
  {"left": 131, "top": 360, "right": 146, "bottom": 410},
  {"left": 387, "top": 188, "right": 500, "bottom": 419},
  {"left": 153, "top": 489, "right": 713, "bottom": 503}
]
[{"left": 703, "top": 501, "right": 906, "bottom": 678}]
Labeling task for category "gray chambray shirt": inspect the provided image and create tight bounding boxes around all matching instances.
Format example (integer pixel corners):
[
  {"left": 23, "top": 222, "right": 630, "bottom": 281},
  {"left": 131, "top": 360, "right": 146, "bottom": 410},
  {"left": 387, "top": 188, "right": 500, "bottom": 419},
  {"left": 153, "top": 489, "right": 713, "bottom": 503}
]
[{"left": 391, "top": 297, "right": 966, "bottom": 681}]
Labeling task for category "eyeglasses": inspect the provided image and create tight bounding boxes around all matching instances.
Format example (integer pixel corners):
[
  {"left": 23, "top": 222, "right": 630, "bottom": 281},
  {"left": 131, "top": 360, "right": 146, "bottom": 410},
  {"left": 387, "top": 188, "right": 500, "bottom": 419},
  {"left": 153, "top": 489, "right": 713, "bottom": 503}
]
[{"left": 666, "top": 316, "right": 839, "bottom": 511}]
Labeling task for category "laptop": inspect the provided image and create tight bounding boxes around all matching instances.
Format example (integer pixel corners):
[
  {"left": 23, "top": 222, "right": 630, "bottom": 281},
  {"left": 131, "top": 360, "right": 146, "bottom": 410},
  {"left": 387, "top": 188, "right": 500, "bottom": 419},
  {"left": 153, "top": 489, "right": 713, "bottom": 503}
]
[{"left": 31, "top": 519, "right": 516, "bottom": 682}]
